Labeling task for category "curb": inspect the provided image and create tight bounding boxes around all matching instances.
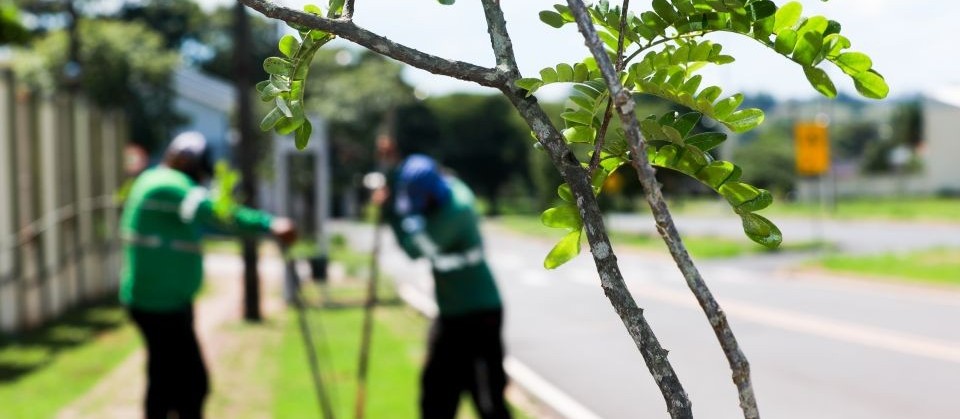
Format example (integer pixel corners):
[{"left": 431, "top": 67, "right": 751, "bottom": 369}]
[{"left": 396, "top": 283, "right": 604, "bottom": 419}]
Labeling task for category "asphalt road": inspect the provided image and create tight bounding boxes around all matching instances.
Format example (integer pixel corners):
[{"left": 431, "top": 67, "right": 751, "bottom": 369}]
[{"left": 333, "top": 220, "right": 960, "bottom": 419}]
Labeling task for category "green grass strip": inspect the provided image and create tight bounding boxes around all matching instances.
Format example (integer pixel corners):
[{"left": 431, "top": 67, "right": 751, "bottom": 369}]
[
  {"left": 0, "top": 301, "right": 139, "bottom": 418},
  {"left": 672, "top": 197, "right": 960, "bottom": 223},
  {"left": 819, "top": 248, "right": 960, "bottom": 286},
  {"left": 274, "top": 304, "right": 425, "bottom": 418}
]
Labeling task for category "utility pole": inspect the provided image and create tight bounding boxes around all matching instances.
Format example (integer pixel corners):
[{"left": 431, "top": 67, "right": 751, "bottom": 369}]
[{"left": 233, "top": 0, "right": 261, "bottom": 321}]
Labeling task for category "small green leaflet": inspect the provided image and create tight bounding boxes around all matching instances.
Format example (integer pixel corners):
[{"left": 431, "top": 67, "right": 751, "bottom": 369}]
[{"left": 544, "top": 230, "right": 582, "bottom": 269}]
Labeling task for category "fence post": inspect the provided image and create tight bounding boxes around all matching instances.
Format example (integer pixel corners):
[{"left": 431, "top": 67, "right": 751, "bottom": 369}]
[
  {"left": 100, "top": 111, "right": 121, "bottom": 291},
  {"left": 59, "top": 95, "right": 80, "bottom": 308},
  {"left": 39, "top": 95, "right": 64, "bottom": 318},
  {"left": 0, "top": 69, "right": 17, "bottom": 333},
  {"left": 87, "top": 107, "right": 105, "bottom": 297},
  {"left": 14, "top": 87, "right": 42, "bottom": 330},
  {"left": 73, "top": 97, "right": 93, "bottom": 302}
]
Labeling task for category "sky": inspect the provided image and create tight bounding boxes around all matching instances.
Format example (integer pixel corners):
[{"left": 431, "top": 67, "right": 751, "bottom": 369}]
[{"left": 231, "top": 0, "right": 957, "bottom": 102}]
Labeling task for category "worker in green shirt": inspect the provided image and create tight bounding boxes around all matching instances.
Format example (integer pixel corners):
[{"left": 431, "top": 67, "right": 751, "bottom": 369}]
[
  {"left": 120, "top": 132, "right": 296, "bottom": 419},
  {"left": 372, "top": 134, "right": 510, "bottom": 419}
]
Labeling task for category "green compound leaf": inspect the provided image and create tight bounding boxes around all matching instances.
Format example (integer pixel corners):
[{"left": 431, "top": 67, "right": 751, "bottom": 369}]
[
  {"left": 696, "top": 161, "right": 742, "bottom": 189},
  {"left": 684, "top": 132, "right": 727, "bottom": 152},
  {"left": 263, "top": 57, "right": 295, "bottom": 76},
  {"left": 260, "top": 108, "right": 285, "bottom": 131},
  {"left": 540, "top": 10, "right": 566, "bottom": 28},
  {"left": 541, "top": 204, "right": 582, "bottom": 230},
  {"left": 835, "top": 52, "right": 872, "bottom": 76},
  {"left": 558, "top": 183, "right": 574, "bottom": 202},
  {"left": 256, "top": 3, "right": 339, "bottom": 146},
  {"left": 519, "top": 60, "right": 601, "bottom": 96},
  {"left": 803, "top": 66, "right": 837, "bottom": 98},
  {"left": 563, "top": 126, "right": 597, "bottom": 143},
  {"left": 211, "top": 161, "right": 242, "bottom": 223},
  {"left": 719, "top": 182, "right": 763, "bottom": 207},
  {"left": 278, "top": 35, "right": 300, "bottom": 59},
  {"left": 853, "top": 70, "right": 889, "bottom": 100},
  {"left": 638, "top": 134, "right": 780, "bottom": 248},
  {"left": 579, "top": 0, "right": 888, "bottom": 100},
  {"left": 515, "top": 78, "right": 545, "bottom": 95},
  {"left": 723, "top": 109, "right": 765, "bottom": 133},
  {"left": 741, "top": 213, "right": 783, "bottom": 248},
  {"left": 295, "top": 119, "right": 312, "bottom": 150},
  {"left": 735, "top": 188, "right": 774, "bottom": 213},
  {"left": 773, "top": 1, "right": 803, "bottom": 33},
  {"left": 544, "top": 229, "right": 583, "bottom": 269}
]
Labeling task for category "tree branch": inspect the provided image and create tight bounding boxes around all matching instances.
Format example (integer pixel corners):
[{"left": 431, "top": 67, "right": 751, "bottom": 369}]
[
  {"left": 481, "top": 1, "right": 691, "bottom": 418},
  {"left": 343, "top": 0, "right": 355, "bottom": 20},
  {"left": 565, "top": 1, "right": 760, "bottom": 418},
  {"left": 587, "top": 98, "right": 614, "bottom": 175},
  {"left": 239, "top": 0, "right": 505, "bottom": 88}
]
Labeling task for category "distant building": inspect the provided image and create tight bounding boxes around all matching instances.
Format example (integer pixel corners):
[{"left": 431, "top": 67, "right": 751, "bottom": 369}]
[
  {"left": 171, "top": 67, "right": 236, "bottom": 162},
  {"left": 922, "top": 87, "right": 960, "bottom": 195}
]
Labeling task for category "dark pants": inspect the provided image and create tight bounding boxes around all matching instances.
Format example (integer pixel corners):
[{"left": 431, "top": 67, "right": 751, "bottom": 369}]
[
  {"left": 129, "top": 306, "right": 209, "bottom": 419},
  {"left": 421, "top": 309, "right": 511, "bottom": 419}
]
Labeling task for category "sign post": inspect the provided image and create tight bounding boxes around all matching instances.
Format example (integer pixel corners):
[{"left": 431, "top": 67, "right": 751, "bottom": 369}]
[{"left": 795, "top": 121, "right": 831, "bottom": 249}]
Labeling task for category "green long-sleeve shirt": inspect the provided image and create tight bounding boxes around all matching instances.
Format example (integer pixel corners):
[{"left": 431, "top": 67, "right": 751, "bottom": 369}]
[
  {"left": 386, "top": 165, "right": 502, "bottom": 317},
  {"left": 119, "top": 167, "right": 273, "bottom": 311}
]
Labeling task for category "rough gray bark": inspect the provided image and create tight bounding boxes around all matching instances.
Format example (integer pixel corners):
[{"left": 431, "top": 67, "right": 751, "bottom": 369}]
[{"left": 565, "top": 1, "right": 760, "bottom": 418}]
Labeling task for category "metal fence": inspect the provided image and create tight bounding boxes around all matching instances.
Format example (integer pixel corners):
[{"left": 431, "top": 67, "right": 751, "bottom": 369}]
[{"left": 0, "top": 68, "right": 125, "bottom": 334}]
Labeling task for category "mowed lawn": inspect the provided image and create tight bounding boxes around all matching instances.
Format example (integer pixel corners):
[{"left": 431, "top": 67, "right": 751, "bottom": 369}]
[
  {"left": 0, "top": 301, "right": 139, "bottom": 418},
  {"left": 274, "top": 302, "right": 426, "bottom": 418},
  {"left": 817, "top": 247, "right": 960, "bottom": 287},
  {"left": 669, "top": 197, "right": 960, "bottom": 223}
]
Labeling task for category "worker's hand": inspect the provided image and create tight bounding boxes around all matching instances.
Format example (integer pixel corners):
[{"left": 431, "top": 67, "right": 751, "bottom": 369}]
[
  {"left": 371, "top": 186, "right": 390, "bottom": 207},
  {"left": 271, "top": 217, "right": 297, "bottom": 246}
]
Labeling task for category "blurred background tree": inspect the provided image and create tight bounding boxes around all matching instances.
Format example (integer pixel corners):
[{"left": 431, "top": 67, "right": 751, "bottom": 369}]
[
  {"left": 302, "top": 48, "right": 415, "bottom": 216},
  {"left": 0, "top": 0, "right": 29, "bottom": 45},
  {"left": 731, "top": 120, "right": 797, "bottom": 197},
  {"left": 425, "top": 94, "right": 530, "bottom": 215},
  {"left": 13, "top": 20, "right": 180, "bottom": 150}
]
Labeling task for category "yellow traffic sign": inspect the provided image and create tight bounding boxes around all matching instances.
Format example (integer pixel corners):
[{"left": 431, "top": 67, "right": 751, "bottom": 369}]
[{"left": 795, "top": 122, "right": 830, "bottom": 176}]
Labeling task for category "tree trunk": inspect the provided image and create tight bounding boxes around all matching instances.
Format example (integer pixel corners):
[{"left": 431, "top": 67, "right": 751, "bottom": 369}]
[{"left": 233, "top": 0, "right": 261, "bottom": 322}]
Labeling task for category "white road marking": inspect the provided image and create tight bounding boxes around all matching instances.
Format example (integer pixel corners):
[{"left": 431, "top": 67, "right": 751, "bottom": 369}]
[
  {"left": 522, "top": 270, "right": 550, "bottom": 287},
  {"left": 633, "top": 284, "right": 960, "bottom": 364},
  {"left": 504, "top": 356, "right": 605, "bottom": 419}
]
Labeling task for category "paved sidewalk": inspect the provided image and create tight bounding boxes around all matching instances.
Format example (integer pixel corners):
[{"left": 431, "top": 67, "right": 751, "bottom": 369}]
[{"left": 57, "top": 253, "right": 286, "bottom": 419}]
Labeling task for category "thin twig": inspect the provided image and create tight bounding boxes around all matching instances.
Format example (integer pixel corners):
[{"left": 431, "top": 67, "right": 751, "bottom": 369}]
[
  {"left": 624, "top": 32, "right": 705, "bottom": 65},
  {"left": 343, "top": 0, "right": 355, "bottom": 20},
  {"left": 588, "top": 0, "right": 630, "bottom": 176},
  {"left": 565, "top": 1, "right": 760, "bottom": 418},
  {"left": 587, "top": 98, "right": 614, "bottom": 175},
  {"left": 615, "top": 0, "right": 630, "bottom": 72}
]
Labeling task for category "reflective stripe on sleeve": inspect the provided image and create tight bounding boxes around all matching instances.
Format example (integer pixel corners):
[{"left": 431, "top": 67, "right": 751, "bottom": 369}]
[
  {"left": 179, "top": 187, "right": 209, "bottom": 223},
  {"left": 122, "top": 232, "right": 202, "bottom": 254},
  {"left": 431, "top": 246, "right": 485, "bottom": 273},
  {"left": 412, "top": 232, "right": 440, "bottom": 257},
  {"left": 121, "top": 232, "right": 163, "bottom": 248}
]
